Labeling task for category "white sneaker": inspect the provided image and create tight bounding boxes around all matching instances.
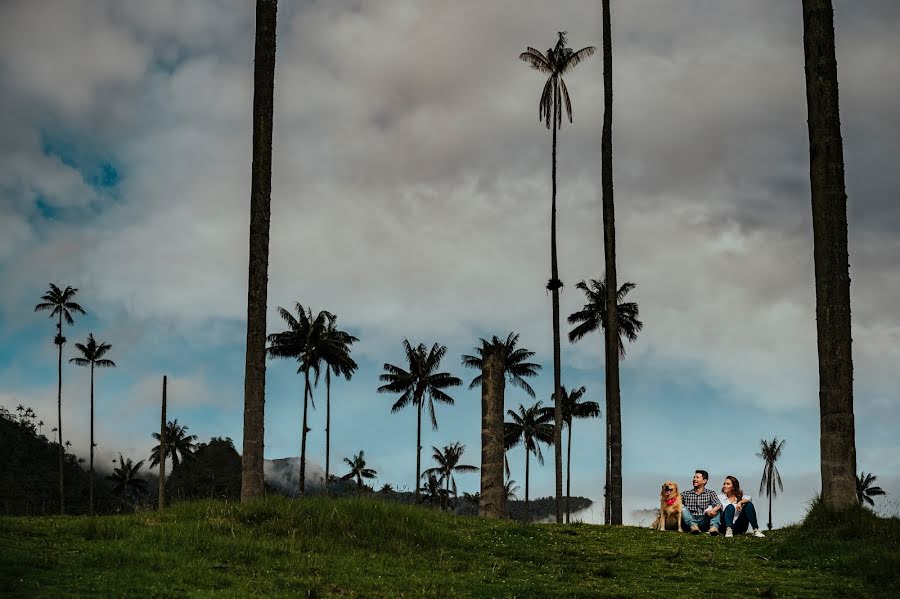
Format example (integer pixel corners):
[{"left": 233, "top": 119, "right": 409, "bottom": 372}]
[
  {"left": 752, "top": 529, "right": 766, "bottom": 538},
  {"left": 725, "top": 527, "right": 733, "bottom": 538}
]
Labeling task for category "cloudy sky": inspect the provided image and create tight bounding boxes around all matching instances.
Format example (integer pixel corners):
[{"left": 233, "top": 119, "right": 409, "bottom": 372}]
[{"left": 1, "top": 0, "right": 898, "bottom": 526}]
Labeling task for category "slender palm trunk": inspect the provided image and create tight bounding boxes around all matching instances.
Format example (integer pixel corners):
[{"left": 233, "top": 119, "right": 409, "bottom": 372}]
[
  {"left": 56, "top": 314, "right": 64, "bottom": 514},
  {"left": 479, "top": 348, "right": 505, "bottom": 518},
  {"left": 525, "top": 449, "right": 531, "bottom": 522},
  {"left": 299, "top": 370, "right": 311, "bottom": 495},
  {"left": 415, "top": 399, "right": 422, "bottom": 504},
  {"left": 158, "top": 376, "right": 167, "bottom": 510},
  {"left": 604, "top": 417, "right": 611, "bottom": 524},
  {"left": 89, "top": 362, "right": 94, "bottom": 515},
  {"left": 601, "top": 0, "right": 623, "bottom": 526},
  {"left": 802, "top": 0, "right": 857, "bottom": 508},
  {"left": 566, "top": 424, "right": 571, "bottom": 524},
  {"left": 550, "top": 88, "right": 564, "bottom": 525},
  {"left": 325, "top": 367, "right": 331, "bottom": 494},
  {"left": 241, "top": 0, "right": 278, "bottom": 503},
  {"left": 768, "top": 486, "right": 773, "bottom": 530}
]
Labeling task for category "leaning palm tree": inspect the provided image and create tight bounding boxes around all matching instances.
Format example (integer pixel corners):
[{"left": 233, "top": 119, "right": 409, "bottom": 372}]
[
  {"left": 423, "top": 442, "right": 479, "bottom": 503},
  {"left": 568, "top": 276, "right": 641, "bottom": 524},
  {"left": 856, "top": 472, "right": 886, "bottom": 507},
  {"left": 378, "top": 340, "right": 462, "bottom": 504},
  {"left": 521, "top": 32, "right": 595, "bottom": 524},
  {"left": 267, "top": 304, "right": 332, "bottom": 495},
  {"left": 69, "top": 333, "right": 115, "bottom": 515},
  {"left": 320, "top": 315, "right": 359, "bottom": 494},
  {"left": 241, "top": 0, "right": 278, "bottom": 503},
  {"left": 107, "top": 454, "right": 148, "bottom": 503},
  {"left": 505, "top": 401, "right": 555, "bottom": 521},
  {"left": 340, "top": 450, "right": 377, "bottom": 496},
  {"left": 802, "top": 0, "right": 857, "bottom": 509},
  {"left": 34, "top": 283, "right": 86, "bottom": 514},
  {"left": 541, "top": 386, "right": 601, "bottom": 523},
  {"left": 758, "top": 437, "right": 786, "bottom": 530},
  {"left": 150, "top": 419, "right": 198, "bottom": 469}
]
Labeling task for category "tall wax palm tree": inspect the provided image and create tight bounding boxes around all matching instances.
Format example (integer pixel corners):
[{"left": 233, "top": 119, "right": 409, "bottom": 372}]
[
  {"left": 521, "top": 32, "right": 595, "bottom": 524},
  {"left": 505, "top": 401, "right": 555, "bottom": 521},
  {"left": 541, "top": 386, "right": 601, "bottom": 523},
  {"left": 241, "top": 0, "right": 278, "bottom": 503},
  {"left": 107, "top": 454, "right": 148, "bottom": 503},
  {"left": 321, "top": 315, "right": 359, "bottom": 494},
  {"left": 69, "top": 333, "right": 115, "bottom": 515},
  {"left": 856, "top": 472, "right": 886, "bottom": 507},
  {"left": 34, "top": 283, "right": 86, "bottom": 514},
  {"left": 378, "top": 340, "right": 462, "bottom": 503},
  {"left": 568, "top": 276, "right": 641, "bottom": 523},
  {"left": 267, "top": 303, "right": 332, "bottom": 495},
  {"left": 150, "top": 419, "right": 198, "bottom": 469},
  {"left": 341, "top": 450, "right": 377, "bottom": 496},
  {"left": 758, "top": 437, "right": 786, "bottom": 530},
  {"left": 423, "top": 442, "right": 478, "bottom": 502},
  {"left": 802, "top": 0, "right": 857, "bottom": 509}
]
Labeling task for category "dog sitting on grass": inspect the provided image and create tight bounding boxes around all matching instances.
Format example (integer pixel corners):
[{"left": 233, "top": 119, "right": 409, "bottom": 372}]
[{"left": 650, "top": 481, "right": 684, "bottom": 532}]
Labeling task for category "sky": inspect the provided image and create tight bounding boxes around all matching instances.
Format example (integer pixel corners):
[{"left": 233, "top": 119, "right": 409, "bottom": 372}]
[{"left": 1, "top": 0, "right": 898, "bottom": 527}]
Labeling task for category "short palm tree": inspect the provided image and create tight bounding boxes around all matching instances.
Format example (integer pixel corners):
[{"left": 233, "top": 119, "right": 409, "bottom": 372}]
[
  {"left": 505, "top": 401, "right": 555, "bottom": 521},
  {"left": 520, "top": 31, "right": 595, "bottom": 524},
  {"left": 340, "top": 450, "right": 377, "bottom": 496},
  {"left": 856, "top": 472, "right": 886, "bottom": 507},
  {"left": 420, "top": 473, "right": 450, "bottom": 508},
  {"left": 378, "top": 340, "right": 461, "bottom": 503},
  {"left": 69, "top": 333, "right": 115, "bottom": 515},
  {"left": 461, "top": 333, "right": 541, "bottom": 396},
  {"left": 267, "top": 303, "right": 333, "bottom": 495},
  {"left": 107, "top": 454, "right": 148, "bottom": 503},
  {"left": 34, "top": 283, "right": 86, "bottom": 514},
  {"left": 321, "top": 315, "right": 359, "bottom": 494},
  {"left": 150, "top": 419, "right": 198, "bottom": 469},
  {"left": 423, "top": 442, "right": 478, "bottom": 503},
  {"left": 541, "top": 386, "right": 601, "bottom": 523},
  {"left": 505, "top": 479, "right": 520, "bottom": 502},
  {"left": 758, "top": 437, "right": 786, "bottom": 530}
]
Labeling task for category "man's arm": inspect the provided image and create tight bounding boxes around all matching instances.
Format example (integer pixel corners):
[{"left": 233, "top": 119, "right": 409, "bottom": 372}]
[{"left": 707, "top": 491, "right": 722, "bottom": 515}]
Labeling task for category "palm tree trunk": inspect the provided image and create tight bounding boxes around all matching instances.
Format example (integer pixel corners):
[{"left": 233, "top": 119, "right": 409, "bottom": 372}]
[
  {"left": 550, "top": 85, "right": 564, "bottom": 526},
  {"left": 768, "top": 488, "right": 773, "bottom": 530},
  {"left": 299, "top": 370, "right": 311, "bottom": 496},
  {"left": 479, "top": 347, "right": 505, "bottom": 518},
  {"left": 240, "top": 0, "right": 278, "bottom": 503},
  {"left": 525, "top": 449, "right": 531, "bottom": 522},
  {"left": 56, "top": 313, "right": 64, "bottom": 515},
  {"left": 604, "top": 417, "right": 611, "bottom": 525},
  {"left": 325, "top": 366, "right": 331, "bottom": 495},
  {"left": 415, "top": 399, "right": 422, "bottom": 504},
  {"left": 89, "top": 362, "right": 94, "bottom": 516},
  {"left": 158, "top": 376, "right": 167, "bottom": 510},
  {"left": 566, "top": 424, "right": 572, "bottom": 524},
  {"left": 601, "top": 0, "right": 623, "bottom": 526},
  {"left": 802, "top": 0, "right": 857, "bottom": 509}
]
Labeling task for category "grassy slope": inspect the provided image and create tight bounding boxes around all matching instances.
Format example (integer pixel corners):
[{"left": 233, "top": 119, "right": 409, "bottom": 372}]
[{"left": 1, "top": 496, "right": 897, "bottom": 598}]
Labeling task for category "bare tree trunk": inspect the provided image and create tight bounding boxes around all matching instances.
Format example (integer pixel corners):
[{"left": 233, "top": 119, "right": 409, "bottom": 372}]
[
  {"left": 299, "top": 370, "right": 310, "bottom": 496},
  {"left": 241, "top": 0, "right": 278, "bottom": 503},
  {"left": 566, "top": 424, "right": 571, "bottom": 524},
  {"left": 56, "top": 314, "right": 64, "bottom": 515},
  {"left": 801, "top": 0, "right": 857, "bottom": 509},
  {"left": 89, "top": 363, "right": 95, "bottom": 515},
  {"left": 479, "top": 347, "right": 505, "bottom": 518},
  {"left": 158, "top": 376, "right": 167, "bottom": 510},
  {"left": 415, "top": 399, "right": 422, "bottom": 503},
  {"left": 325, "top": 366, "right": 331, "bottom": 494},
  {"left": 601, "top": 0, "right": 623, "bottom": 526},
  {"left": 550, "top": 92, "right": 564, "bottom": 525}
]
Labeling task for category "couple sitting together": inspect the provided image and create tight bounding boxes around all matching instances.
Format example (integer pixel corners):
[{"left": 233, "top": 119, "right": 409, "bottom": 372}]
[{"left": 654, "top": 469, "right": 766, "bottom": 538}]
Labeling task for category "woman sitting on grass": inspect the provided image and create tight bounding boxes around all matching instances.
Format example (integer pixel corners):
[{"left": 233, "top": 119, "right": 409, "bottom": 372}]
[{"left": 721, "top": 475, "right": 765, "bottom": 538}]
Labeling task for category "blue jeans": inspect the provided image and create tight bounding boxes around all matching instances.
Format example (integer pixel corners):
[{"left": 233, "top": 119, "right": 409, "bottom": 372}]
[
  {"left": 723, "top": 502, "right": 760, "bottom": 533},
  {"left": 681, "top": 507, "right": 722, "bottom": 531}
]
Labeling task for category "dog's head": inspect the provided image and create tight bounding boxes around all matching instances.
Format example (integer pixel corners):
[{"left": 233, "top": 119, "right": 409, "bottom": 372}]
[{"left": 660, "top": 481, "right": 679, "bottom": 501}]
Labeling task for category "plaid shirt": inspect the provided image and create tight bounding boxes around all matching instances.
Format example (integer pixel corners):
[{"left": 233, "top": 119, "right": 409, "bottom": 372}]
[{"left": 680, "top": 488, "right": 720, "bottom": 518}]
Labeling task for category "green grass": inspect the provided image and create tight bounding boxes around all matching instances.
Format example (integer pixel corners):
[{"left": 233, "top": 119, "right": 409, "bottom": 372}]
[{"left": 1, "top": 496, "right": 897, "bottom": 598}]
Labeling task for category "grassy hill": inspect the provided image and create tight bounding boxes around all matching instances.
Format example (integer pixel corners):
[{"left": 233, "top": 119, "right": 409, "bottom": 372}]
[{"left": 1, "top": 496, "right": 897, "bottom": 597}]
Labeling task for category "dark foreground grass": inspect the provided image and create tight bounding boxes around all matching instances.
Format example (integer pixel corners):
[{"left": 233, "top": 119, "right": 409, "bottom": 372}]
[{"left": 1, "top": 496, "right": 897, "bottom": 598}]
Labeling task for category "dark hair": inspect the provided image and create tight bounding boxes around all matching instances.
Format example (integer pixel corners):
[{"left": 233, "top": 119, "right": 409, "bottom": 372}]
[
  {"left": 695, "top": 470, "right": 709, "bottom": 482},
  {"left": 723, "top": 475, "right": 744, "bottom": 501}
]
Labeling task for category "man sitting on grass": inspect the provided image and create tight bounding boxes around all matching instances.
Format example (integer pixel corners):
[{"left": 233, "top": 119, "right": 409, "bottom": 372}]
[{"left": 681, "top": 469, "right": 722, "bottom": 535}]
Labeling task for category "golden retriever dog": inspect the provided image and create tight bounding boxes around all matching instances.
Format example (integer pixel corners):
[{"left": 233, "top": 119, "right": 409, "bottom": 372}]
[{"left": 650, "top": 481, "right": 683, "bottom": 532}]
